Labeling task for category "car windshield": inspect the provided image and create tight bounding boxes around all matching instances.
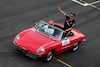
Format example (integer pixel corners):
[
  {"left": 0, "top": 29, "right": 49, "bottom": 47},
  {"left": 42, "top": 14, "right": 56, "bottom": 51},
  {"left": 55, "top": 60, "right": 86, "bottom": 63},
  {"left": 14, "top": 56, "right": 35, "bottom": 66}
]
[{"left": 34, "top": 20, "right": 63, "bottom": 40}]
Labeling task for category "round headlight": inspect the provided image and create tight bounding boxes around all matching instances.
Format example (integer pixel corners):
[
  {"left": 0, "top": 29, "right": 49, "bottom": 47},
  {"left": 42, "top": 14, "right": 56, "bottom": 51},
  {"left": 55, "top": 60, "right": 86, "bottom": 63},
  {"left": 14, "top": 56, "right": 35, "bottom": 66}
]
[
  {"left": 37, "top": 47, "right": 45, "bottom": 53},
  {"left": 16, "top": 35, "right": 20, "bottom": 40},
  {"left": 40, "top": 47, "right": 45, "bottom": 52}
]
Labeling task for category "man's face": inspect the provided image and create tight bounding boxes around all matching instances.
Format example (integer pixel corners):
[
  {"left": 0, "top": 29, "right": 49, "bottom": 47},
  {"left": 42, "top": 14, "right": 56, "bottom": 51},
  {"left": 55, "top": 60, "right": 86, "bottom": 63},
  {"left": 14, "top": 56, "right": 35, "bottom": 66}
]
[{"left": 70, "top": 14, "right": 74, "bottom": 20}]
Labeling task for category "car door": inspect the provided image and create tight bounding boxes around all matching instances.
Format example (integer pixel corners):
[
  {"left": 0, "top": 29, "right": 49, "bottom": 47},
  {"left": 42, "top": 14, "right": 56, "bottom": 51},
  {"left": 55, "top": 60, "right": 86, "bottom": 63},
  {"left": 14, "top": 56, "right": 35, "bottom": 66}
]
[
  {"left": 55, "top": 37, "right": 73, "bottom": 55},
  {"left": 60, "top": 37, "right": 72, "bottom": 52}
]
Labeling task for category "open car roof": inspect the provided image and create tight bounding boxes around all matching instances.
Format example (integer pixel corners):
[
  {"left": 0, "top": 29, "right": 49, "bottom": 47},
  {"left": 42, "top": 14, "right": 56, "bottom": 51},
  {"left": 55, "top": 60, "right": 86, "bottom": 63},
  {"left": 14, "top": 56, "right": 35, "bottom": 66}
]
[{"left": 34, "top": 20, "right": 64, "bottom": 40}]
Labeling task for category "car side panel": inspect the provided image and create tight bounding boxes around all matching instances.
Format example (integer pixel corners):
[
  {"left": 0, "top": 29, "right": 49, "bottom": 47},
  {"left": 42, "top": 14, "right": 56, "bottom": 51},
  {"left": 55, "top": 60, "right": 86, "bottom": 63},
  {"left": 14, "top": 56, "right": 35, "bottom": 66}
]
[{"left": 54, "top": 39, "right": 75, "bottom": 55}]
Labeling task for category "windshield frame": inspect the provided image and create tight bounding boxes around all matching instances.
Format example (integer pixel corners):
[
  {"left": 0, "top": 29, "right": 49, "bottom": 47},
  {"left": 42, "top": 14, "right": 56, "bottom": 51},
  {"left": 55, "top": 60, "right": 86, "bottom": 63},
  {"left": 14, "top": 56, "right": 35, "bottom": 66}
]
[{"left": 34, "top": 20, "right": 63, "bottom": 40}]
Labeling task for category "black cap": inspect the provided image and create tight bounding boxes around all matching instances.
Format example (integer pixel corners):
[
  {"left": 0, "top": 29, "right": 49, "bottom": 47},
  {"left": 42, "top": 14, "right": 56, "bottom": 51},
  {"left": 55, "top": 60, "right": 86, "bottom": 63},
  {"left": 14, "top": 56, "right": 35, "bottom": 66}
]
[{"left": 71, "top": 13, "right": 75, "bottom": 17}]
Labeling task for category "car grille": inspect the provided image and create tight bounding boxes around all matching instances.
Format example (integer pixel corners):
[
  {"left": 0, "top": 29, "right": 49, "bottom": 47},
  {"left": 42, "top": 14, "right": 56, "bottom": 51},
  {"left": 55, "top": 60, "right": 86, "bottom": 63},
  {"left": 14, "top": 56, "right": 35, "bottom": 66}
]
[
  {"left": 26, "top": 51, "right": 37, "bottom": 59},
  {"left": 13, "top": 41, "right": 42, "bottom": 59}
]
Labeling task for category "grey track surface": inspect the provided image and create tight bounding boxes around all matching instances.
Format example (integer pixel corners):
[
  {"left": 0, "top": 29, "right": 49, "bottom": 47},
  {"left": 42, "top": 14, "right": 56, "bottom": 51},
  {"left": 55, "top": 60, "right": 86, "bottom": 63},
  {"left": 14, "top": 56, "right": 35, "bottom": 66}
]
[{"left": 0, "top": 0, "right": 100, "bottom": 67}]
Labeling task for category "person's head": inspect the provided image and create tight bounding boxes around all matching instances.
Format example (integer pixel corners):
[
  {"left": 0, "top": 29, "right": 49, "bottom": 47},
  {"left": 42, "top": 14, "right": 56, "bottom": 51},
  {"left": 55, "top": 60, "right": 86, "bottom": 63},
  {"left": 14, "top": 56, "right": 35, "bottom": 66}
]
[
  {"left": 70, "top": 13, "right": 75, "bottom": 20},
  {"left": 49, "top": 20, "right": 54, "bottom": 25}
]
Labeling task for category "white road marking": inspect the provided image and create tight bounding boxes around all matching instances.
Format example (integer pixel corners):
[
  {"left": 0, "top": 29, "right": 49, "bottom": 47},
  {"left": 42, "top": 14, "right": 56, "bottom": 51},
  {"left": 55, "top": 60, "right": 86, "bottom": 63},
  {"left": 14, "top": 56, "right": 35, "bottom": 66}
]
[
  {"left": 90, "top": 0, "right": 100, "bottom": 5},
  {"left": 72, "top": 0, "right": 100, "bottom": 6},
  {"left": 72, "top": 0, "right": 88, "bottom": 6},
  {"left": 80, "top": 0, "right": 100, "bottom": 10}
]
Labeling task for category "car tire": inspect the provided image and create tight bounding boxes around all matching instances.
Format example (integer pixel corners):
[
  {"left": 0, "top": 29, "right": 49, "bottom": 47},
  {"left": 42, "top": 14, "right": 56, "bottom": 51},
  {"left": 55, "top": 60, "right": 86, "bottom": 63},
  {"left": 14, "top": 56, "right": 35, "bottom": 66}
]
[
  {"left": 43, "top": 50, "right": 54, "bottom": 62},
  {"left": 71, "top": 42, "right": 79, "bottom": 52}
]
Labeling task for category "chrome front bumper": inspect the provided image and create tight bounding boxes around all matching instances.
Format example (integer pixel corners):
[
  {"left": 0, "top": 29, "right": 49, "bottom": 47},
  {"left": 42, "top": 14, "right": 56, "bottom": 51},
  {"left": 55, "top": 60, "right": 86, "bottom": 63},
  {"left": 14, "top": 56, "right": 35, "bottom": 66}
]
[{"left": 13, "top": 41, "right": 42, "bottom": 59}]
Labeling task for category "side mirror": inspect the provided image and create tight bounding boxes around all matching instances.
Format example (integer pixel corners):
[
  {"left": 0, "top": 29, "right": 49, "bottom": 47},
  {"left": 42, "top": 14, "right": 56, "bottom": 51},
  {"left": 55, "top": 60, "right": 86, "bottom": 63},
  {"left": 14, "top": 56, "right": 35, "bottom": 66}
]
[
  {"left": 65, "top": 37, "right": 67, "bottom": 40},
  {"left": 35, "top": 23, "right": 37, "bottom": 25}
]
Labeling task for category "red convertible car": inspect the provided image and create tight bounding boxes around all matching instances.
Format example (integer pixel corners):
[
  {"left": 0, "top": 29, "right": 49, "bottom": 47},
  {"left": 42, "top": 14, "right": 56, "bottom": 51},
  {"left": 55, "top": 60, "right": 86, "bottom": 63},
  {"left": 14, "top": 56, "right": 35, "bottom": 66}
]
[{"left": 13, "top": 20, "right": 85, "bottom": 61}]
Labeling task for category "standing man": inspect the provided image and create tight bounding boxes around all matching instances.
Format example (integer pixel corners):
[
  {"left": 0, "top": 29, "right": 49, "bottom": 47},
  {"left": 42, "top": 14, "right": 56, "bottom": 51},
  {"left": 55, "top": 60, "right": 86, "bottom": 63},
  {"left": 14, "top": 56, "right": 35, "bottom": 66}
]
[
  {"left": 49, "top": 7, "right": 76, "bottom": 37},
  {"left": 58, "top": 7, "right": 76, "bottom": 37}
]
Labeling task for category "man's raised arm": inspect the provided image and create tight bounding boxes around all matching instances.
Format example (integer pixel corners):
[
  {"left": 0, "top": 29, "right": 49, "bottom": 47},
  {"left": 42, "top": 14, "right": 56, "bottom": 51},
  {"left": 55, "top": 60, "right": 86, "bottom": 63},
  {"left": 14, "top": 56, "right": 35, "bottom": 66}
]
[{"left": 58, "top": 7, "right": 66, "bottom": 16}]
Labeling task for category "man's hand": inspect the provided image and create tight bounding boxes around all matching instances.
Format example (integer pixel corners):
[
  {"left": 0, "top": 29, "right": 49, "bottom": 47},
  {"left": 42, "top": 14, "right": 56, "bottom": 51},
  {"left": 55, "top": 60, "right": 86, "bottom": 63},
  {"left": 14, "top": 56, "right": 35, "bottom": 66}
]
[
  {"left": 64, "top": 30, "right": 66, "bottom": 33},
  {"left": 58, "top": 7, "right": 61, "bottom": 11},
  {"left": 64, "top": 27, "right": 72, "bottom": 33},
  {"left": 58, "top": 6, "right": 66, "bottom": 16}
]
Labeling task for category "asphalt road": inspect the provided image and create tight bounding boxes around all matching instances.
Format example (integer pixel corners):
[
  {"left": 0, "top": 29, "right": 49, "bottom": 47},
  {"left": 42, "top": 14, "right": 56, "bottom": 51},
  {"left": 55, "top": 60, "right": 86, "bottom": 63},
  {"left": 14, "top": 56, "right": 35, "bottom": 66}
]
[{"left": 0, "top": 0, "right": 100, "bottom": 67}]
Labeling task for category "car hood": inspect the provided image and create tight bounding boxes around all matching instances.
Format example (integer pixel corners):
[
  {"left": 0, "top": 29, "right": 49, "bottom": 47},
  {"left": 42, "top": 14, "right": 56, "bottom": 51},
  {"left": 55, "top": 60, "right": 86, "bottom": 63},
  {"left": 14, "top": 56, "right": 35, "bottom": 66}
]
[{"left": 19, "top": 29, "right": 54, "bottom": 52}]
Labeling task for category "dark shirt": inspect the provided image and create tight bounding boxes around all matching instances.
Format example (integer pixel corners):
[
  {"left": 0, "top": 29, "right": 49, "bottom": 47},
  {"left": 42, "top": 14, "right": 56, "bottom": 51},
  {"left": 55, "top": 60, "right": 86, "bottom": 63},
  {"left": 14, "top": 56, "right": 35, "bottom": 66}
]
[
  {"left": 63, "top": 15, "right": 75, "bottom": 30},
  {"left": 53, "top": 15, "right": 75, "bottom": 31}
]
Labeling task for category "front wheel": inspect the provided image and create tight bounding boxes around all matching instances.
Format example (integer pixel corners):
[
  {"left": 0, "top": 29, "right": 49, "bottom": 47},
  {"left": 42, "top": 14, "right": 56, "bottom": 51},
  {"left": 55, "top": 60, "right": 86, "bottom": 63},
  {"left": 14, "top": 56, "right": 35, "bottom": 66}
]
[{"left": 43, "top": 51, "right": 54, "bottom": 62}]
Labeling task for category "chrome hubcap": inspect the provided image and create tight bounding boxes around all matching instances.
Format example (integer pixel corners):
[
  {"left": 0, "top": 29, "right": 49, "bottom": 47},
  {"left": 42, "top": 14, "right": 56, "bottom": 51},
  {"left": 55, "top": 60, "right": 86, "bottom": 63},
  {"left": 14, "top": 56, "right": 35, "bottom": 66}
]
[
  {"left": 73, "top": 43, "right": 79, "bottom": 51},
  {"left": 47, "top": 51, "right": 53, "bottom": 61}
]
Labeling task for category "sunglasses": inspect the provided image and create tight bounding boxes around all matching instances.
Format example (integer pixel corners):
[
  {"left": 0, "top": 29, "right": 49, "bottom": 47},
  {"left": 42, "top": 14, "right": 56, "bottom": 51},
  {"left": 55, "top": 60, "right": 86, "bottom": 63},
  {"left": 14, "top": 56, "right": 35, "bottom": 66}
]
[{"left": 70, "top": 15, "right": 74, "bottom": 17}]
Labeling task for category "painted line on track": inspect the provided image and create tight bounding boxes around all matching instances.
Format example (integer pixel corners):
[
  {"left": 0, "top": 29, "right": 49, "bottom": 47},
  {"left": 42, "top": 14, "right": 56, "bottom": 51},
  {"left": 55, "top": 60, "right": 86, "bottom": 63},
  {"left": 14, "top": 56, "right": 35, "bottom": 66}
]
[
  {"left": 72, "top": 0, "right": 100, "bottom": 6},
  {"left": 72, "top": 0, "right": 100, "bottom": 10},
  {"left": 72, "top": 0, "right": 88, "bottom": 6},
  {"left": 53, "top": 57, "right": 72, "bottom": 67},
  {"left": 80, "top": 0, "right": 100, "bottom": 10},
  {"left": 90, "top": 0, "right": 100, "bottom": 5}
]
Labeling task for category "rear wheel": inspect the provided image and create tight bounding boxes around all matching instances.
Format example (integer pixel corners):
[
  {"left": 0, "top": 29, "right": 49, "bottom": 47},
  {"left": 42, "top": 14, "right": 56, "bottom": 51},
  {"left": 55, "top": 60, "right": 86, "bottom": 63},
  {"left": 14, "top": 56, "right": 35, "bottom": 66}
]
[
  {"left": 43, "top": 51, "right": 54, "bottom": 62},
  {"left": 71, "top": 42, "right": 79, "bottom": 52}
]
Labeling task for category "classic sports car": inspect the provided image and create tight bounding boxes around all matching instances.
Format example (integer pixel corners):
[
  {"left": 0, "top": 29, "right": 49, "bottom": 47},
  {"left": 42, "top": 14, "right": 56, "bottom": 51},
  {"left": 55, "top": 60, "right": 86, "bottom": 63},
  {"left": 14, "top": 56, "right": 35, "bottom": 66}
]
[{"left": 13, "top": 20, "right": 85, "bottom": 61}]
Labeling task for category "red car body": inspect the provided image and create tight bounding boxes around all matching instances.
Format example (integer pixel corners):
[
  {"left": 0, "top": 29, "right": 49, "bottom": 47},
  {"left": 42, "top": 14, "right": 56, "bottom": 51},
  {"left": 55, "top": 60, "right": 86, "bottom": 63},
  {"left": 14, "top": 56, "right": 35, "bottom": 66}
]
[{"left": 13, "top": 20, "right": 85, "bottom": 61}]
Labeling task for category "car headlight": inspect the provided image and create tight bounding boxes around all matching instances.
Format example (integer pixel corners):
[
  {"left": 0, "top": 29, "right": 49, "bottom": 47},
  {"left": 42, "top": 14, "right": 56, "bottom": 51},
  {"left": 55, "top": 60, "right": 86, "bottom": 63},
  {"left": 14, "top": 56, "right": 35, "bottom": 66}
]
[
  {"left": 37, "top": 47, "right": 45, "bottom": 53},
  {"left": 16, "top": 35, "right": 20, "bottom": 40}
]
